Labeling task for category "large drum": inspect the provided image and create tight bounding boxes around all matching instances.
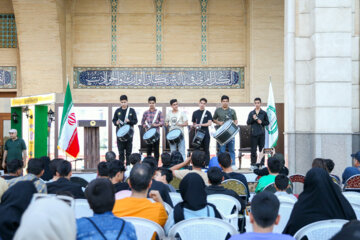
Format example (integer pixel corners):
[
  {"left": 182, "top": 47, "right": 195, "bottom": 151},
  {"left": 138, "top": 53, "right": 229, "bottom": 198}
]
[
  {"left": 213, "top": 120, "right": 239, "bottom": 146},
  {"left": 143, "top": 128, "right": 160, "bottom": 145},
  {"left": 192, "top": 129, "right": 206, "bottom": 148},
  {"left": 166, "top": 129, "right": 183, "bottom": 145},
  {"left": 117, "top": 125, "right": 134, "bottom": 142}
]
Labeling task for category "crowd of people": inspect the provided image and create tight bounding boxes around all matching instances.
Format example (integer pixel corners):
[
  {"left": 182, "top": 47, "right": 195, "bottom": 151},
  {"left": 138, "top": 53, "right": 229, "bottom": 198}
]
[{"left": 0, "top": 150, "right": 359, "bottom": 240}]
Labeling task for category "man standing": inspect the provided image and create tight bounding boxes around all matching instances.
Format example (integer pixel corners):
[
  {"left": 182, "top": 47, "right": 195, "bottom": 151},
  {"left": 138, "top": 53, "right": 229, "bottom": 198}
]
[
  {"left": 2, "top": 129, "right": 26, "bottom": 170},
  {"left": 247, "top": 98, "right": 269, "bottom": 170},
  {"left": 213, "top": 95, "right": 238, "bottom": 166},
  {"left": 192, "top": 98, "right": 213, "bottom": 165},
  {"left": 112, "top": 95, "right": 138, "bottom": 165},
  {"left": 165, "top": 99, "right": 188, "bottom": 161},
  {"left": 141, "top": 96, "right": 164, "bottom": 162}
]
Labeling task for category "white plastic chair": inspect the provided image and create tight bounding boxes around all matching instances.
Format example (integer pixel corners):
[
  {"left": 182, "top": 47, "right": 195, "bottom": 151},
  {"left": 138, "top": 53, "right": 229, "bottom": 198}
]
[
  {"left": 147, "top": 198, "right": 173, "bottom": 215},
  {"left": 207, "top": 194, "right": 241, "bottom": 230},
  {"left": 71, "top": 173, "right": 97, "bottom": 183},
  {"left": 168, "top": 217, "right": 238, "bottom": 240},
  {"left": 122, "top": 217, "right": 165, "bottom": 240},
  {"left": 276, "top": 193, "right": 297, "bottom": 204},
  {"left": 273, "top": 201, "right": 295, "bottom": 233},
  {"left": 293, "top": 219, "right": 348, "bottom": 240},
  {"left": 343, "top": 191, "right": 360, "bottom": 219},
  {"left": 74, "top": 199, "right": 93, "bottom": 218},
  {"left": 169, "top": 192, "right": 182, "bottom": 206}
]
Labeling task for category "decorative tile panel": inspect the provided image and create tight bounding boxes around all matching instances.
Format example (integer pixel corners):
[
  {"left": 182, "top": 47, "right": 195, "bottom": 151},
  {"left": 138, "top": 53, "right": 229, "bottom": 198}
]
[
  {"left": 0, "top": 66, "right": 16, "bottom": 88},
  {"left": 155, "top": 0, "right": 164, "bottom": 64},
  {"left": 73, "top": 67, "right": 244, "bottom": 89},
  {"left": 0, "top": 14, "right": 17, "bottom": 48},
  {"left": 200, "top": 0, "right": 208, "bottom": 64},
  {"left": 110, "top": 0, "right": 118, "bottom": 65}
]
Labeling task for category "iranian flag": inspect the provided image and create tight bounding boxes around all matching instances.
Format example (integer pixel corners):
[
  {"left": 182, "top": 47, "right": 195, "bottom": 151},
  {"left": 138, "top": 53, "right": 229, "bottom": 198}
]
[
  {"left": 57, "top": 82, "right": 80, "bottom": 158},
  {"left": 265, "top": 82, "right": 279, "bottom": 148}
]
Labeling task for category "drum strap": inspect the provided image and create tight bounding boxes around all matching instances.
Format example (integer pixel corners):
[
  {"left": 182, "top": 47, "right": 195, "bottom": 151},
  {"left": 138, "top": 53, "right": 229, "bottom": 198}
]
[
  {"left": 200, "top": 110, "right": 206, "bottom": 125},
  {"left": 152, "top": 109, "right": 159, "bottom": 124},
  {"left": 124, "top": 107, "right": 130, "bottom": 124}
]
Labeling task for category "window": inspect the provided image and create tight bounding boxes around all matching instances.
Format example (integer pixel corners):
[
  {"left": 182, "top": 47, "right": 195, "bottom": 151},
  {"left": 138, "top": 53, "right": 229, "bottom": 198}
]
[{"left": 0, "top": 14, "right": 17, "bottom": 48}]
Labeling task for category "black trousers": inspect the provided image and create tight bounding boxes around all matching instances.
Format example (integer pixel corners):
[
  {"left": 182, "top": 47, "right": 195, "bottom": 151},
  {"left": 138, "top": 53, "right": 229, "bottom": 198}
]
[
  {"left": 195, "top": 134, "right": 210, "bottom": 166},
  {"left": 146, "top": 140, "right": 160, "bottom": 162},
  {"left": 117, "top": 138, "right": 133, "bottom": 165},
  {"left": 250, "top": 134, "right": 265, "bottom": 165}
]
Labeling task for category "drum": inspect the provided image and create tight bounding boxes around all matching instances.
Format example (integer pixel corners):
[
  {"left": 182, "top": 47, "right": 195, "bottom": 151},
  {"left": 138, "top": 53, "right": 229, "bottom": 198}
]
[
  {"left": 143, "top": 128, "right": 160, "bottom": 145},
  {"left": 213, "top": 120, "right": 240, "bottom": 146},
  {"left": 117, "top": 125, "right": 134, "bottom": 142},
  {"left": 166, "top": 129, "right": 183, "bottom": 145},
  {"left": 192, "top": 129, "right": 206, "bottom": 147}
]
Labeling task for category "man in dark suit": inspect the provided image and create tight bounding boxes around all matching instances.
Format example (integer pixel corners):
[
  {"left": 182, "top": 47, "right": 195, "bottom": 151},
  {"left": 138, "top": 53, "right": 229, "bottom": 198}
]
[{"left": 47, "top": 160, "right": 85, "bottom": 199}]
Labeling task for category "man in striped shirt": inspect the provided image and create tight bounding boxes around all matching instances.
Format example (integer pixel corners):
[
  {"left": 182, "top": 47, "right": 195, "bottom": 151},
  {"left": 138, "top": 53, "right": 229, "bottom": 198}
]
[{"left": 141, "top": 96, "right": 164, "bottom": 162}]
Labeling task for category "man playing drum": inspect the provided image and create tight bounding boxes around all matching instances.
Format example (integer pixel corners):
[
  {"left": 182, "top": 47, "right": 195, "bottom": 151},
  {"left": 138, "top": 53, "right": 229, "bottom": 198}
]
[
  {"left": 192, "top": 98, "right": 213, "bottom": 165},
  {"left": 141, "top": 96, "right": 164, "bottom": 162},
  {"left": 112, "top": 95, "right": 138, "bottom": 165},
  {"left": 165, "top": 99, "right": 188, "bottom": 161},
  {"left": 247, "top": 97, "right": 269, "bottom": 170},
  {"left": 213, "top": 95, "right": 238, "bottom": 166}
]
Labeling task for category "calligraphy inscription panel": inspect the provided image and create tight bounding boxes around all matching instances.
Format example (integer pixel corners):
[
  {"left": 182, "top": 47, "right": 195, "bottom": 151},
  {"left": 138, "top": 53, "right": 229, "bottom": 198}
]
[
  {"left": 73, "top": 67, "right": 244, "bottom": 89},
  {"left": 0, "top": 66, "right": 16, "bottom": 89}
]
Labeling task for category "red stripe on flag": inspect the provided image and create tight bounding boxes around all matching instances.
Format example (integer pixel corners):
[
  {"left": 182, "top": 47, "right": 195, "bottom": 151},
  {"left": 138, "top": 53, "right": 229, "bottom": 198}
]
[{"left": 66, "top": 129, "right": 80, "bottom": 158}]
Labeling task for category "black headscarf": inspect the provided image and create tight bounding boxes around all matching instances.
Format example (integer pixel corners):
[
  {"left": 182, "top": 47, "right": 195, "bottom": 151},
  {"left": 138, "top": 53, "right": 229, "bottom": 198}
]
[
  {"left": 0, "top": 181, "right": 37, "bottom": 240},
  {"left": 40, "top": 156, "right": 52, "bottom": 181},
  {"left": 283, "top": 168, "right": 356, "bottom": 236},
  {"left": 174, "top": 173, "right": 221, "bottom": 223}
]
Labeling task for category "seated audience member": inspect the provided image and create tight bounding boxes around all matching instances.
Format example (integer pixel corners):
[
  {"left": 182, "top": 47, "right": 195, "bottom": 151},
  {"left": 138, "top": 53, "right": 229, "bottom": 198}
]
[
  {"left": 0, "top": 178, "right": 8, "bottom": 202},
  {"left": 8, "top": 158, "right": 47, "bottom": 193},
  {"left": 274, "top": 174, "right": 297, "bottom": 202},
  {"left": 3, "top": 159, "right": 23, "bottom": 180},
  {"left": 108, "top": 160, "right": 130, "bottom": 192},
  {"left": 0, "top": 181, "right": 37, "bottom": 240},
  {"left": 325, "top": 159, "right": 341, "bottom": 183},
  {"left": 48, "top": 158, "right": 64, "bottom": 182},
  {"left": 161, "top": 152, "right": 172, "bottom": 168},
  {"left": 97, "top": 161, "right": 109, "bottom": 178},
  {"left": 40, "top": 156, "right": 52, "bottom": 181},
  {"left": 105, "top": 151, "right": 117, "bottom": 162},
  {"left": 14, "top": 198, "right": 76, "bottom": 240},
  {"left": 47, "top": 160, "right": 85, "bottom": 198},
  {"left": 218, "top": 152, "right": 250, "bottom": 200},
  {"left": 170, "top": 150, "right": 209, "bottom": 184},
  {"left": 155, "top": 167, "right": 176, "bottom": 192},
  {"left": 254, "top": 153, "right": 289, "bottom": 177},
  {"left": 170, "top": 151, "right": 183, "bottom": 167},
  {"left": 205, "top": 167, "right": 245, "bottom": 211},
  {"left": 77, "top": 179, "right": 136, "bottom": 240},
  {"left": 165, "top": 173, "right": 222, "bottom": 233},
  {"left": 229, "top": 191, "right": 295, "bottom": 240},
  {"left": 342, "top": 167, "right": 360, "bottom": 184},
  {"left": 331, "top": 220, "right": 360, "bottom": 240},
  {"left": 352, "top": 151, "right": 360, "bottom": 170},
  {"left": 143, "top": 157, "right": 173, "bottom": 207},
  {"left": 208, "top": 156, "right": 221, "bottom": 169},
  {"left": 113, "top": 163, "right": 168, "bottom": 227},
  {"left": 283, "top": 168, "right": 356, "bottom": 236},
  {"left": 312, "top": 158, "right": 328, "bottom": 171},
  {"left": 124, "top": 153, "right": 142, "bottom": 179},
  {"left": 255, "top": 157, "right": 281, "bottom": 193}
]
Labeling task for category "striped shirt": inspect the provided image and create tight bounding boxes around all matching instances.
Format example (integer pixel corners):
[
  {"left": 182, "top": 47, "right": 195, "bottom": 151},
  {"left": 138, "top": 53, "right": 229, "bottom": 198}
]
[{"left": 8, "top": 173, "right": 47, "bottom": 193}]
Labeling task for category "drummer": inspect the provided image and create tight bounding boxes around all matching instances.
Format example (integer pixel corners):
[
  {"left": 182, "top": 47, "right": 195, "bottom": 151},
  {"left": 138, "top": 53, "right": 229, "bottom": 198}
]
[
  {"left": 165, "top": 99, "right": 188, "bottom": 161},
  {"left": 112, "top": 95, "right": 138, "bottom": 165},
  {"left": 141, "top": 96, "right": 164, "bottom": 162},
  {"left": 213, "top": 95, "right": 238, "bottom": 166},
  {"left": 192, "top": 98, "right": 213, "bottom": 165}
]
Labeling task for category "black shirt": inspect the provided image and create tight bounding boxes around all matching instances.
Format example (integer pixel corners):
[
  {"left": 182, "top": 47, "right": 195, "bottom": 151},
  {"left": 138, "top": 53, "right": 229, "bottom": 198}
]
[
  {"left": 254, "top": 166, "right": 289, "bottom": 177},
  {"left": 113, "top": 182, "right": 130, "bottom": 192},
  {"left": 112, "top": 107, "right": 138, "bottom": 130},
  {"left": 148, "top": 179, "right": 173, "bottom": 207},
  {"left": 246, "top": 108, "right": 269, "bottom": 136},
  {"left": 223, "top": 172, "right": 250, "bottom": 200},
  {"left": 2, "top": 175, "right": 17, "bottom": 180},
  {"left": 205, "top": 185, "right": 245, "bottom": 211},
  {"left": 46, "top": 177, "right": 85, "bottom": 199},
  {"left": 192, "top": 109, "right": 213, "bottom": 135}
]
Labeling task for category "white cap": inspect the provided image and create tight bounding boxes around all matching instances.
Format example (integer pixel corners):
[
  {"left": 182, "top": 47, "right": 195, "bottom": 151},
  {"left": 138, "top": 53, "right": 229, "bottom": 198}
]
[{"left": 9, "top": 129, "right": 17, "bottom": 133}]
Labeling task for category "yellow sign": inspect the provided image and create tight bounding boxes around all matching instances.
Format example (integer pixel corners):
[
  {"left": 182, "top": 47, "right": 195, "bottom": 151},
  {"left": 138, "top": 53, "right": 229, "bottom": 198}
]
[
  {"left": 11, "top": 93, "right": 56, "bottom": 107},
  {"left": 28, "top": 109, "right": 34, "bottom": 159},
  {"left": 90, "top": 120, "right": 96, "bottom": 126}
]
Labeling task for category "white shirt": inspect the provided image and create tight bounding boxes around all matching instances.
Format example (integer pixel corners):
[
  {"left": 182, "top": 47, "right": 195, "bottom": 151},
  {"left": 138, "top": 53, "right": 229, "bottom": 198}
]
[{"left": 165, "top": 110, "right": 188, "bottom": 133}]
